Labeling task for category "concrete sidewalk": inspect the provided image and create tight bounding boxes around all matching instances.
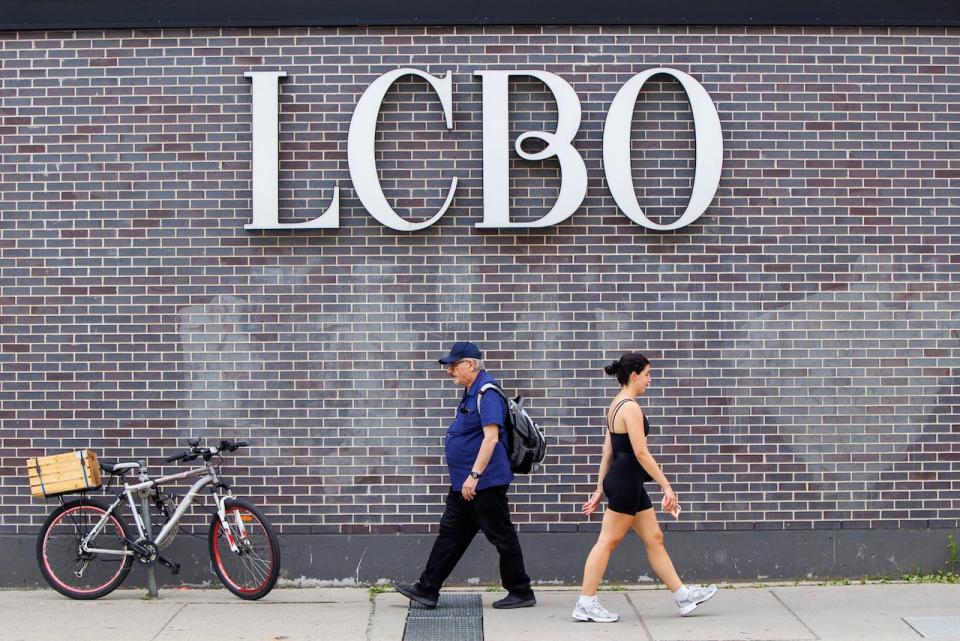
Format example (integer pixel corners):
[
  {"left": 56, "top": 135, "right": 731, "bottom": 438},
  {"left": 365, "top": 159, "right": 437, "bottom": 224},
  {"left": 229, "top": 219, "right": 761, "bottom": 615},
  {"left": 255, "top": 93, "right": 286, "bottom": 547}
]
[{"left": 3, "top": 583, "right": 959, "bottom": 641}]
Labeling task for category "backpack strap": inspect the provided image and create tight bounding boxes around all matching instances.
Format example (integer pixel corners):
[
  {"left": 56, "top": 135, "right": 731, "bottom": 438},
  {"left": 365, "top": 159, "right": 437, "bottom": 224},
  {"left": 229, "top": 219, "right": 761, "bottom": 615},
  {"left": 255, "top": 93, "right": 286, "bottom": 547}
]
[
  {"left": 607, "top": 398, "right": 636, "bottom": 433},
  {"left": 477, "top": 382, "right": 506, "bottom": 411},
  {"left": 478, "top": 382, "right": 511, "bottom": 427}
]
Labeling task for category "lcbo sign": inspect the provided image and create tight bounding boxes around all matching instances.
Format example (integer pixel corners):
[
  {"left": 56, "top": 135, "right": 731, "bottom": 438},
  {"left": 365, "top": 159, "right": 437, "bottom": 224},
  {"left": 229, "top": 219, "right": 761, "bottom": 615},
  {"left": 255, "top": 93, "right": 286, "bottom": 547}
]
[{"left": 244, "top": 68, "right": 723, "bottom": 233}]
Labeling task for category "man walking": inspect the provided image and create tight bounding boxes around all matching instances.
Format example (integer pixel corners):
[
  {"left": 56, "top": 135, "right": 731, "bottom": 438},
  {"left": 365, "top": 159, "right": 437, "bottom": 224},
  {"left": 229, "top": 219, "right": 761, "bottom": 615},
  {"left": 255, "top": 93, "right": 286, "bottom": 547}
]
[{"left": 394, "top": 341, "right": 536, "bottom": 609}]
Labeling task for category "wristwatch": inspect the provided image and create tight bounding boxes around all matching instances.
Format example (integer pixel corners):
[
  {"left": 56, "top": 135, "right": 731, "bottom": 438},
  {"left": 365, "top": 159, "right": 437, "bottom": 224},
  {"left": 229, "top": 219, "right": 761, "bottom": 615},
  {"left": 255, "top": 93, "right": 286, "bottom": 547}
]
[{"left": 469, "top": 471, "right": 482, "bottom": 479}]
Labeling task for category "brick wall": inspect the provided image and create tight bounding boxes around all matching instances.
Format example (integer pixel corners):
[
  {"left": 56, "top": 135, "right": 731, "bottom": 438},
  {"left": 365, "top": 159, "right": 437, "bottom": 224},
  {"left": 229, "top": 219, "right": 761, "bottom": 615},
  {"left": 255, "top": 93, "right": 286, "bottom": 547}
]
[{"left": 1, "top": 26, "right": 959, "bottom": 541}]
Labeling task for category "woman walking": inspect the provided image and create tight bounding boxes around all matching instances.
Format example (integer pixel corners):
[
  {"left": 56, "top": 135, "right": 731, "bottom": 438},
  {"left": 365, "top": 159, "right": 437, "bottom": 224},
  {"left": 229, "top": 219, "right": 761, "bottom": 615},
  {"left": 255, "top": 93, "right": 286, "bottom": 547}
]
[{"left": 572, "top": 352, "right": 717, "bottom": 622}]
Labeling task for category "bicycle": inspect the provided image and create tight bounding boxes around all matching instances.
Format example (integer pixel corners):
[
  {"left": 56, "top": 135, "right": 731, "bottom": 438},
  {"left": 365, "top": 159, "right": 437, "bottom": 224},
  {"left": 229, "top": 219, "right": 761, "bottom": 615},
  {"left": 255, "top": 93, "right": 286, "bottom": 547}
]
[{"left": 35, "top": 439, "right": 281, "bottom": 600}]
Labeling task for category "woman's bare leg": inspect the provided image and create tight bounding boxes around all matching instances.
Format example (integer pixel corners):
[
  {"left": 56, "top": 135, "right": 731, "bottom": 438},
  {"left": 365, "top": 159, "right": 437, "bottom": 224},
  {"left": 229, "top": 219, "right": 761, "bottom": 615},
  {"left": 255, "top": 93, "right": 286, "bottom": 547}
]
[
  {"left": 579, "top": 509, "right": 635, "bottom": 596},
  {"left": 632, "top": 508, "right": 682, "bottom": 591}
]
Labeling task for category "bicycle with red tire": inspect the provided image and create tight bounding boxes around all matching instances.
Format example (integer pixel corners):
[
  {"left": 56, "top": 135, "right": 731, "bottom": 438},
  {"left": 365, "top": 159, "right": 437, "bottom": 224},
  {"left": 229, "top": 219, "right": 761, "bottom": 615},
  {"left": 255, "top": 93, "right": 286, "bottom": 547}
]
[{"left": 36, "top": 439, "right": 280, "bottom": 600}]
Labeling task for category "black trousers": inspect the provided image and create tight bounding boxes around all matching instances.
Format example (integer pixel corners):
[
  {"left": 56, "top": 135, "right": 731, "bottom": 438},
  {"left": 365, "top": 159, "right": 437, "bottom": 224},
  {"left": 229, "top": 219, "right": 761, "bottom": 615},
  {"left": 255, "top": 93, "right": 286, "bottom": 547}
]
[{"left": 418, "top": 485, "right": 533, "bottom": 598}]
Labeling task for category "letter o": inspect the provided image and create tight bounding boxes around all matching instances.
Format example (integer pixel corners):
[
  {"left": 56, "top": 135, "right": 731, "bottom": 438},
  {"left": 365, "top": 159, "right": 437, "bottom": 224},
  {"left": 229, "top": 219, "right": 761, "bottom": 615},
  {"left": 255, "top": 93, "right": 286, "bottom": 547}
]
[{"left": 602, "top": 68, "right": 723, "bottom": 232}]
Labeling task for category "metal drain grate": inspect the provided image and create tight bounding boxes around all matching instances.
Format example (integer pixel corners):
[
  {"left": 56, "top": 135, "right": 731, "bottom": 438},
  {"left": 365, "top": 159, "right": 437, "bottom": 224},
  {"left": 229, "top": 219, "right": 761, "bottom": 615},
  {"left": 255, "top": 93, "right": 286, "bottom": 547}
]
[
  {"left": 403, "top": 616, "right": 484, "bottom": 641},
  {"left": 403, "top": 593, "right": 484, "bottom": 641},
  {"left": 903, "top": 617, "right": 960, "bottom": 638},
  {"left": 409, "top": 593, "right": 483, "bottom": 618}
]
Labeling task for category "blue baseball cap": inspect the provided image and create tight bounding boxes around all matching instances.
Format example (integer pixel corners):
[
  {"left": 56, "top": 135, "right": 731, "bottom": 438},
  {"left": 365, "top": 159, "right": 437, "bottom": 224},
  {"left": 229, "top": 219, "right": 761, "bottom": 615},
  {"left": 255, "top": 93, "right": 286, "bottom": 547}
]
[{"left": 438, "top": 341, "right": 483, "bottom": 365}]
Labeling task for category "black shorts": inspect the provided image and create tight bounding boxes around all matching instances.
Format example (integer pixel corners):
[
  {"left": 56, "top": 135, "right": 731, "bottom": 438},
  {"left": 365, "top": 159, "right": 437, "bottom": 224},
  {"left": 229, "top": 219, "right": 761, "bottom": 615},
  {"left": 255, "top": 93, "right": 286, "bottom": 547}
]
[{"left": 602, "top": 472, "right": 653, "bottom": 516}]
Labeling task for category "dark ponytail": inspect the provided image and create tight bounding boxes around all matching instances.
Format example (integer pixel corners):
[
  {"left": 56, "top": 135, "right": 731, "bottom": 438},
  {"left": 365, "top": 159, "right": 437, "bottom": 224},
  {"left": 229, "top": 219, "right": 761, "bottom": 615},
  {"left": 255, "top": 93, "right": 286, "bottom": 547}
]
[{"left": 604, "top": 352, "right": 651, "bottom": 386}]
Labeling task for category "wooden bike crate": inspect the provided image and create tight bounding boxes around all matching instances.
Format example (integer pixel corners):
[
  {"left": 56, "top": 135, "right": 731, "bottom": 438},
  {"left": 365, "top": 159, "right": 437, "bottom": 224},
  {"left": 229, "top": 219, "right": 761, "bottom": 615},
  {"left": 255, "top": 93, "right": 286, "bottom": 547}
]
[{"left": 26, "top": 450, "right": 102, "bottom": 498}]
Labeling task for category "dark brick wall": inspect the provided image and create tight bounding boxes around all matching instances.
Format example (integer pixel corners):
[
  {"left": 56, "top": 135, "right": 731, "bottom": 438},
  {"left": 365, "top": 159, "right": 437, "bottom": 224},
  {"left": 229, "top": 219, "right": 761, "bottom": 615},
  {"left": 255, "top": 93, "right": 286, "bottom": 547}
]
[{"left": 1, "top": 26, "right": 959, "bottom": 545}]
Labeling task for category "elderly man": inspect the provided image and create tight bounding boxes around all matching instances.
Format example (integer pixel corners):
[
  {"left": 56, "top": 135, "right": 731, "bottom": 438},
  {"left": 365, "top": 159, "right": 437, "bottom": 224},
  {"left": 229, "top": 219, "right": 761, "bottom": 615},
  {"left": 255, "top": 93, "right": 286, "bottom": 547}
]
[{"left": 393, "top": 341, "right": 536, "bottom": 609}]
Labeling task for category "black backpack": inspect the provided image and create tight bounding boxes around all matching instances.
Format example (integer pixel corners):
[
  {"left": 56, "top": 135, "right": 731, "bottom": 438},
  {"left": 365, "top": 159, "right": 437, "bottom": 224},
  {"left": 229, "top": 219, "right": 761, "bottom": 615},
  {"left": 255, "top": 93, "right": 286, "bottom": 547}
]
[{"left": 478, "top": 383, "right": 546, "bottom": 474}]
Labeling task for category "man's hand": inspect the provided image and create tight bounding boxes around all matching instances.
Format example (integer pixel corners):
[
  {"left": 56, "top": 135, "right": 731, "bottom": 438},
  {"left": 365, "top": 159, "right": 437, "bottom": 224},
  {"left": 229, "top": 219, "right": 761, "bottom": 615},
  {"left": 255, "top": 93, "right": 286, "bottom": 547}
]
[{"left": 461, "top": 475, "right": 479, "bottom": 500}]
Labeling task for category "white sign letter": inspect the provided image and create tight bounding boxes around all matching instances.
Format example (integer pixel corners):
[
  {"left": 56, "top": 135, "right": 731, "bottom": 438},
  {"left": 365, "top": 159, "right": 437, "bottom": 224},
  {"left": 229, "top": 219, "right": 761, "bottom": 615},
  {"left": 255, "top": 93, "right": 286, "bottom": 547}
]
[
  {"left": 244, "top": 71, "right": 339, "bottom": 230},
  {"left": 603, "top": 68, "right": 723, "bottom": 232},
  {"left": 475, "top": 70, "right": 587, "bottom": 228},
  {"left": 347, "top": 69, "right": 458, "bottom": 231}
]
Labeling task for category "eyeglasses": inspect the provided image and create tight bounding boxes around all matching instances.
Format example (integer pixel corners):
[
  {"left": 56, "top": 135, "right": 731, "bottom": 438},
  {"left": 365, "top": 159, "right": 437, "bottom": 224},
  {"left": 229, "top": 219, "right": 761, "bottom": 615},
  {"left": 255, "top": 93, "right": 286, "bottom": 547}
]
[{"left": 445, "top": 359, "right": 468, "bottom": 370}]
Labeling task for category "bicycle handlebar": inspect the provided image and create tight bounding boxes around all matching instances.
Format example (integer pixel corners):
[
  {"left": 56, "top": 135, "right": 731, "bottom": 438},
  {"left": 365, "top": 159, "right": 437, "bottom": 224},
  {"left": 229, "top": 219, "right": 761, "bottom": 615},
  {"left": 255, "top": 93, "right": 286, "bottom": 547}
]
[{"left": 164, "top": 440, "right": 248, "bottom": 464}]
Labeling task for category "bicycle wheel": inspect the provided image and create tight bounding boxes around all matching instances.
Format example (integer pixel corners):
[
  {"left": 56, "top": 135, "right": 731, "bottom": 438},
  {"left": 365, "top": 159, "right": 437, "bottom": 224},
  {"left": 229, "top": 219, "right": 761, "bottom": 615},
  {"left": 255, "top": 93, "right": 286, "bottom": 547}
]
[
  {"left": 37, "top": 498, "right": 133, "bottom": 599},
  {"left": 208, "top": 498, "right": 280, "bottom": 600}
]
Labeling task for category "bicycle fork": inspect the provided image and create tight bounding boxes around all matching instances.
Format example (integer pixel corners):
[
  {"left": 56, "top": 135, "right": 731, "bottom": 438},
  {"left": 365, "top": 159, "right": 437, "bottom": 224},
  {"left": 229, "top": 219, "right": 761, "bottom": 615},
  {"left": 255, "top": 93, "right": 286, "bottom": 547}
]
[{"left": 214, "top": 492, "right": 250, "bottom": 554}]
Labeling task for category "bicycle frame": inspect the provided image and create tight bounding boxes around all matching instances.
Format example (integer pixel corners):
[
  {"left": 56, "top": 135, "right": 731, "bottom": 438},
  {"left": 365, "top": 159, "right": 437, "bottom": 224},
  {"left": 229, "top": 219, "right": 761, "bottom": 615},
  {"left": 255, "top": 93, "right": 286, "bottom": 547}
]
[{"left": 79, "top": 462, "right": 244, "bottom": 558}]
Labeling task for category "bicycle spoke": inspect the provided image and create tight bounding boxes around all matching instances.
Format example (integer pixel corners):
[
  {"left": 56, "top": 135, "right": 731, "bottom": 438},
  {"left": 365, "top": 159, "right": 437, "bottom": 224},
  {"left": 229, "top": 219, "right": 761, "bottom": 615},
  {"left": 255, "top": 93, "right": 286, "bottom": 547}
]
[
  {"left": 237, "top": 549, "right": 266, "bottom": 586},
  {"left": 244, "top": 559, "right": 260, "bottom": 585},
  {"left": 247, "top": 555, "right": 271, "bottom": 573},
  {"left": 246, "top": 555, "right": 269, "bottom": 582}
]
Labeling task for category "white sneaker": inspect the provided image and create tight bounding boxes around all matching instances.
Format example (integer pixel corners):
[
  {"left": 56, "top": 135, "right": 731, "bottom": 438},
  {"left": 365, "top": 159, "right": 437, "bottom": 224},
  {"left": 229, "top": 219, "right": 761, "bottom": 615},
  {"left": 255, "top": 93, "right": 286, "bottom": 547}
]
[
  {"left": 571, "top": 599, "right": 620, "bottom": 623},
  {"left": 675, "top": 584, "right": 718, "bottom": 616}
]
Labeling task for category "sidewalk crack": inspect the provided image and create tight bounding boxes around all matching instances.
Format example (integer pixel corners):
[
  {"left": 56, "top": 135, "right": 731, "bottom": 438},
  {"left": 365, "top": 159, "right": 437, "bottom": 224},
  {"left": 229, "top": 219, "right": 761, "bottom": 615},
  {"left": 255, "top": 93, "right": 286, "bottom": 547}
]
[
  {"left": 624, "top": 592, "right": 655, "bottom": 641},
  {"left": 366, "top": 592, "right": 378, "bottom": 641},
  {"left": 150, "top": 602, "right": 188, "bottom": 641},
  {"left": 768, "top": 589, "right": 821, "bottom": 640}
]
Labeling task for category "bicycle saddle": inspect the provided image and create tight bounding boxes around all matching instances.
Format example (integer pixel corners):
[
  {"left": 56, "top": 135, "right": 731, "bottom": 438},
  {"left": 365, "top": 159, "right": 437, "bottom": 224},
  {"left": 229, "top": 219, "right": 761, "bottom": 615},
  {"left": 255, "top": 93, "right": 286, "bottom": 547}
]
[{"left": 99, "top": 461, "right": 141, "bottom": 475}]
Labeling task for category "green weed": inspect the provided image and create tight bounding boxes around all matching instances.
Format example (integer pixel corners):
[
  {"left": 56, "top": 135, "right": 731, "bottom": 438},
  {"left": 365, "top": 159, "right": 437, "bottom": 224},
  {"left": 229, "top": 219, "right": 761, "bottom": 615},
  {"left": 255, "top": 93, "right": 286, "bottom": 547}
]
[{"left": 900, "top": 570, "right": 960, "bottom": 584}]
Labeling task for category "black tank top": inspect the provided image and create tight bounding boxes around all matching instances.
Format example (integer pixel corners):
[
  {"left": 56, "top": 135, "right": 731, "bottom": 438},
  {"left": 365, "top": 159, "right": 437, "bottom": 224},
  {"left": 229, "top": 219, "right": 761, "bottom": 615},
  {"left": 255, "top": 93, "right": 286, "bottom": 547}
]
[{"left": 607, "top": 399, "right": 652, "bottom": 482}]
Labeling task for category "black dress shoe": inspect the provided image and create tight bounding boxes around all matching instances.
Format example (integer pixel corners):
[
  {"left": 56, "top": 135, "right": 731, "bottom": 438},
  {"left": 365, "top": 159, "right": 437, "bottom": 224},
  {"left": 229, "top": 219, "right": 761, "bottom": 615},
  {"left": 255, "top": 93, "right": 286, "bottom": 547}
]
[
  {"left": 393, "top": 582, "right": 439, "bottom": 609},
  {"left": 492, "top": 592, "right": 537, "bottom": 609}
]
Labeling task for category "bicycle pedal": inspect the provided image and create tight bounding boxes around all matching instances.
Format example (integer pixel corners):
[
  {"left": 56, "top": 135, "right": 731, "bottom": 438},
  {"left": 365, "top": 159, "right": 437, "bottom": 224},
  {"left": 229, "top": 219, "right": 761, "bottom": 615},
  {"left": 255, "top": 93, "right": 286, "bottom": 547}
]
[{"left": 156, "top": 554, "right": 180, "bottom": 575}]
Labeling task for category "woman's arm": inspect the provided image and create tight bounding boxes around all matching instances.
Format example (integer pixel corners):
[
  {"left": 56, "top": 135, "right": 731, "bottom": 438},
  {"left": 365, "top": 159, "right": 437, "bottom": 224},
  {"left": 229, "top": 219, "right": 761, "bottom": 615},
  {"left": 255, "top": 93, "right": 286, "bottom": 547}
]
[{"left": 582, "top": 430, "right": 612, "bottom": 515}]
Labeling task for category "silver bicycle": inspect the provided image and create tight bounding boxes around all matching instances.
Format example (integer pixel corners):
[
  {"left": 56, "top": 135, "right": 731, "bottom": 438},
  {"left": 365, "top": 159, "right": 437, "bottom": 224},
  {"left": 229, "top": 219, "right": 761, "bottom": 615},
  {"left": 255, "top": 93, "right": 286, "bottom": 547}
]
[{"left": 36, "top": 439, "right": 280, "bottom": 600}]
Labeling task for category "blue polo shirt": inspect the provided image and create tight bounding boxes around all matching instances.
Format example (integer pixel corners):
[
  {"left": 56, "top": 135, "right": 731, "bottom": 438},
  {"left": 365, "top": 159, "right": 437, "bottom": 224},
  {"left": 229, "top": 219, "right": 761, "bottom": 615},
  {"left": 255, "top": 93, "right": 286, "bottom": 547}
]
[{"left": 444, "top": 370, "right": 513, "bottom": 491}]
